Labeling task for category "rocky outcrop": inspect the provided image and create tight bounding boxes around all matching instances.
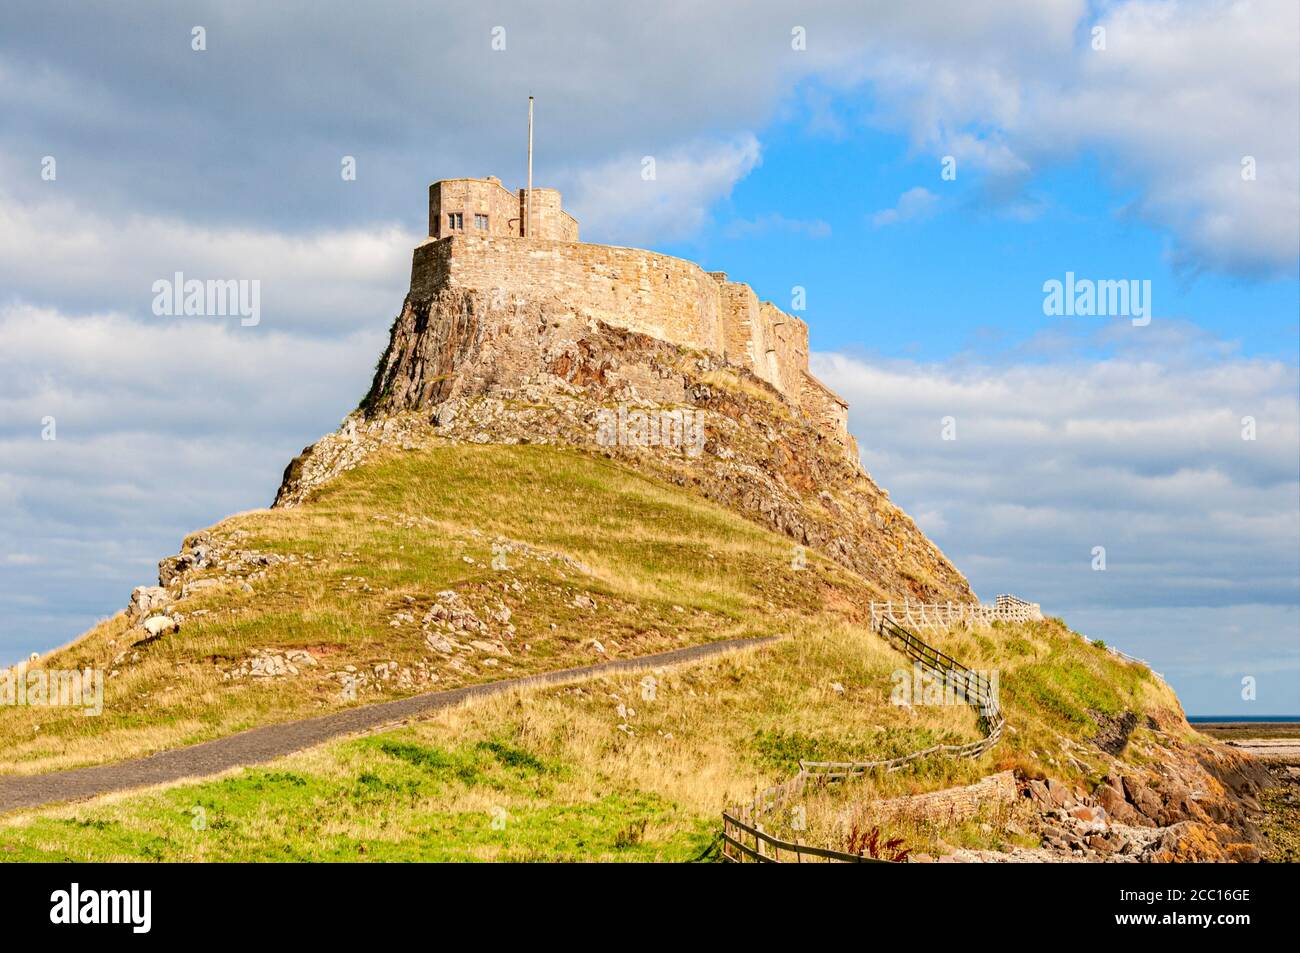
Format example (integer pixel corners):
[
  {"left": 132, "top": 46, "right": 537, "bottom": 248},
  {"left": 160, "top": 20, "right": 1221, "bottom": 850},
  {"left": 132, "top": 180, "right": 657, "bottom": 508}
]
[
  {"left": 913, "top": 706, "right": 1278, "bottom": 863},
  {"left": 223, "top": 648, "right": 319, "bottom": 680},
  {"left": 110, "top": 530, "right": 315, "bottom": 672},
  {"left": 128, "top": 586, "right": 170, "bottom": 619},
  {"left": 1015, "top": 720, "right": 1276, "bottom": 862},
  {"left": 277, "top": 286, "right": 972, "bottom": 602}
]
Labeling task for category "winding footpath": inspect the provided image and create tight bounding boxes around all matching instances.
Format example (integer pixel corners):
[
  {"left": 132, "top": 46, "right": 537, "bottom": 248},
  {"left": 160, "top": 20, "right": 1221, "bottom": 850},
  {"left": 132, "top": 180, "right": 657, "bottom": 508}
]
[{"left": 0, "top": 635, "right": 775, "bottom": 815}]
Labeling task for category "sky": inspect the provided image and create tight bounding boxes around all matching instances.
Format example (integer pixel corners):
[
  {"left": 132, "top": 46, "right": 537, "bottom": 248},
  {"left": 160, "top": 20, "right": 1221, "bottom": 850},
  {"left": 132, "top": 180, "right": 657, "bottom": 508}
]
[{"left": 0, "top": 0, "right": 1296, "bottom": 715}]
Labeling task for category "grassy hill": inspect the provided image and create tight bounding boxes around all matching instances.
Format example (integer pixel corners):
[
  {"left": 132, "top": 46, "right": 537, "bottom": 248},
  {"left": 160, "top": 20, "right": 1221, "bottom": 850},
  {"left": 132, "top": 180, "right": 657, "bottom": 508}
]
[
  {"left": 0, "top": 440, "right": 890, "bottom": 775},
  {"left": 0, "top": 440, "right": 1192, "bottom": 861}
]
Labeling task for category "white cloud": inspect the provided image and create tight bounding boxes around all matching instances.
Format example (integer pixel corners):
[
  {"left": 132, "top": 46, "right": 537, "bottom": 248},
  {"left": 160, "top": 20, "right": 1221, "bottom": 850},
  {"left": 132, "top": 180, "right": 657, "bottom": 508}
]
[
  {"left": 812, "top": 332, "right": 1298, "bottom": 708},
  {"left": 813, "top": 333, "right": 1299, "bottom": 607},
  {"left": 1, "top": 2, "right": 1293, "bottom": 274},
  {"left": 0, "top": 191, "right": 413, "bottom": 335},
  {"left": 0, "top": 304, "right": 382, "bottom": 437},
  {"left": 566, "top": 136, "right": 762, "bottom": 246},
  {"left": 843, "top": 0, "right": 1300, "bottom": 275},
  {"left": 870, "top": 186, "right": 939, "bottom": 226},
  {"left": 0, "top": 303, "right": 381, "bottom": 663}
]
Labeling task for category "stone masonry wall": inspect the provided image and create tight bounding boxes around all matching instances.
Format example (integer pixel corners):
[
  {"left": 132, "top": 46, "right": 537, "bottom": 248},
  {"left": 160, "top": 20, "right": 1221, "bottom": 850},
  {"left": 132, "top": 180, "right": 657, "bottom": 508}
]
[
  {"left": 716, "top": 277, "right": 760, "bottom": 368},
  {"left": 799, "top": 372, "right": 849, "bottom": 437},
  {"left": 415, "top": 234, "right": 726, "bottom": 357},
  {"left": 761, "top": 300, "right": 809, "bottom": 397},
  {"left": 713, "top": 277, "right": 816, "bottom": 400},
  {"left": 520, "top": 188, "right": 579, "bottom": 241}
]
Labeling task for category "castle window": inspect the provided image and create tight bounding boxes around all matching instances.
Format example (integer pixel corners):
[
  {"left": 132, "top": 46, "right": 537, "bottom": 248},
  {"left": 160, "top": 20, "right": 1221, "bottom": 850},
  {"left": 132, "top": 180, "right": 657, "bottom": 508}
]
[
  {"left": 447, "top": 212, "right": 463, "bottom": 231},
  {"left": 474, "top": 213, "right": 489, "bottom": 230}
]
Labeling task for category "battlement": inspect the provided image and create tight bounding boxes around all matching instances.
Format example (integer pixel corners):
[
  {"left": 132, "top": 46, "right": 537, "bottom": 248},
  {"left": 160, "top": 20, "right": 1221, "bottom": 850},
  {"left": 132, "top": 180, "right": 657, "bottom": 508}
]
[{"left": 428, "top": 176, "right": 579, "bottom": 242}]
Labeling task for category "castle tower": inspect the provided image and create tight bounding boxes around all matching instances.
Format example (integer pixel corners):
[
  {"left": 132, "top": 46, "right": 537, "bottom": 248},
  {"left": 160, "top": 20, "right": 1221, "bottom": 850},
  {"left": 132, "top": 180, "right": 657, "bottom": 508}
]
[{"left": 428, "top": 176, "right": 578, "bottom": 241}]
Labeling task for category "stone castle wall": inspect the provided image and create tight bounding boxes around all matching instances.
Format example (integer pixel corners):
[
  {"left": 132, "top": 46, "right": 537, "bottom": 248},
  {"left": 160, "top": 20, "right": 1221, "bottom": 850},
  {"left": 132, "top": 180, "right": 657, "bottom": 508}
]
[
  {"left": 414, "top": 234, "right": 722, "bottom": 352},
  {"left": 409, "top": 234, "right": 848, "bottom": 444}
]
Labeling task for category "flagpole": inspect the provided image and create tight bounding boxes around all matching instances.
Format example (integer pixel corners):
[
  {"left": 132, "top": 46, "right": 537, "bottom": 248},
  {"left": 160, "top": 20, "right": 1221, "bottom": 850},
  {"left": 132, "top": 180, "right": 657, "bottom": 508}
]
[{"left": 526, "top": 96, "right": 534, "bottom": 239}]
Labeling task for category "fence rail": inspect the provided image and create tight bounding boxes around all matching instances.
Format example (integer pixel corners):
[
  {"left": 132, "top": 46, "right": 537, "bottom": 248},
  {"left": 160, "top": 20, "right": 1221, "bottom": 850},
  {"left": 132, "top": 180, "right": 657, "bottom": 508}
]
[
  {"left": 1101, "top": 644, "right": 1164, "bottom": 679},
  {"left": 867, "top": 595, "right": 1042, "bottom": 632},
  {"left": 721, "top": 811, "right": 888, "bottom": 863},
  {"left": 721, "top": 610, "right": 1005, "bottom": 863},
  {"left": 870, "top": 597, "right": 1163, "bottom": 680}
]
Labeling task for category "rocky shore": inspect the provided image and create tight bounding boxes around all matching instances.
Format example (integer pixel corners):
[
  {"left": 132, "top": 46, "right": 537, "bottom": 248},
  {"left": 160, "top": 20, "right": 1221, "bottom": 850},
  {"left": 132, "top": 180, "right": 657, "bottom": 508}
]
[{"left": 920, "top": 715, "right": 1280, "bottom": 863}]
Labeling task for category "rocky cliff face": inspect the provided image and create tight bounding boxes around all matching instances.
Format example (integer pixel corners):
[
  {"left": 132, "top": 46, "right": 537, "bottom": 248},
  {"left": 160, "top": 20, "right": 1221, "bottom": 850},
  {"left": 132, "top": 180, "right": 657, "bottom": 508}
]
[{"left": 278, "top": 273, "right": 972, "bottom": 603}]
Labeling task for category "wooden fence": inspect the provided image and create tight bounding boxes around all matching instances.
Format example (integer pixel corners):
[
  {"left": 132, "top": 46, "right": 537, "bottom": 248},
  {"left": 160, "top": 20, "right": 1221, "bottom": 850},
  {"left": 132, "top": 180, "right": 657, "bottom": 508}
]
[
  {"left": 1102, "top": 644, "right": 1164, "bottom": 680},
  {"left": 868, "top": 597, "right": 1164, "bottom": 680},
  {"left": 721, "top": 811, "right": 887, "bottom": 863},
  {"left": 867, "top": 595, "right": 1042, "bottom": 631},
  {"left": 720, "top": 612, "right": 1005, "bottom": 863}
]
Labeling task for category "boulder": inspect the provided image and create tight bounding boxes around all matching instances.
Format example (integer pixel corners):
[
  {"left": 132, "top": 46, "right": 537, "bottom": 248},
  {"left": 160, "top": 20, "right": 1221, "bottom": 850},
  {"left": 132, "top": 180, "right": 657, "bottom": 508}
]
[
  {"left": 1085, "top": 833, "right": 1117, "bottom": 855},
  {"left": 1045, "top": 778, "right": 1074, "bottom": 808},
  {"left": 129, "top": 585, "right": 170, "bottom": 618},
  {"left": 249, "top": 653, "right": 288, "bottom": 677},
  {"left": 1146, "top": 821, "right": 1230, "bottom": 862},
  {"left": 425, "top": 633, "right": 455, "bottom": 654},
  {"left": 1121, "top": 774, "right": 1163, "bottom": 821},
  {"left": 1093, "top": 776, "right": 1145, "bottom": 826},
  {"left": 158, "top": 553, "right": 194, "bottom": 586},
  {"left": 432, "top": 401, "right": 459, "bottom": 427},
  {"left": 182, "top": 578, "right": 221, "bottom": 598},
  {"left": 1154, "top": 780, "right": 1201, "bottom": 827},
  {"left": 1026, "top": 779, "right": 1053, "bottom": 807},
  {"left": 1069, "top": 805, "right": 1104, "bottom": 824},
  {"left": 1225, "top": 842, "right": 1263, "bottom": 863}
]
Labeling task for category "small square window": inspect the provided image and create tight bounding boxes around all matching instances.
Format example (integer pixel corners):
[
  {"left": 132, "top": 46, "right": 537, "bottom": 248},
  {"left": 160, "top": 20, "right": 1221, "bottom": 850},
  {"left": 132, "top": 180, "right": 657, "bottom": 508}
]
[
  {"left": 447, "top": 212, "right": 463, "bottom": 231},
  {"left": 474, "top": 213, "right": 489, "bottom": 230}
]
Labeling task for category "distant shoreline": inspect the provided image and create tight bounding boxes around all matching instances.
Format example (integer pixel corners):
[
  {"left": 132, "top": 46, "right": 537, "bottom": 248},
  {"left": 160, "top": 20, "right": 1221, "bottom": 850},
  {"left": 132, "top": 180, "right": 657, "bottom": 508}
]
[
  {"left": 1188, "top": 715, "right": 1300, "bottom": 723},
  {"left": 1191, "top": 720, "right": 1300, "bottom": 748},
  {"left": 1189, "top": 718, "right": 1300, "bottom": 743}
]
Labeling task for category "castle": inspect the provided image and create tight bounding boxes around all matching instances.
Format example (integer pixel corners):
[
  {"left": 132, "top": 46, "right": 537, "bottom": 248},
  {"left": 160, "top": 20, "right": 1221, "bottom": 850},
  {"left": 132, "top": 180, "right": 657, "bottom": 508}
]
[
  {"left": 416, "top": 176, "right": 851, "bottom": 447},
  {"left": 286, "top": 177, "right": 970, "bottom": 599}
]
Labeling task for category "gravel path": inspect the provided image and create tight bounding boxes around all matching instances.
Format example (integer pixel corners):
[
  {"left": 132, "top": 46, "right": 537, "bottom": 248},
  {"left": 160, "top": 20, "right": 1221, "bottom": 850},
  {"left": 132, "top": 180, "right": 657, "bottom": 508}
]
[{"left": 0, "top": 636, "right": 775, "bottom": 815}]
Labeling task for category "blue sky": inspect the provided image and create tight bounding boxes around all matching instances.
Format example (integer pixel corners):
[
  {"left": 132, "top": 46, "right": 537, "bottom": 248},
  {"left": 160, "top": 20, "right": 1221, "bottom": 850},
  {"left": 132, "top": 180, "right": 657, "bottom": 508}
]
[
  {"left": 662, "top": 103, "right": 1299, "bottom": 364},
  {"left": 0, "top": 0, "right": 1296, "bottom": 715}
]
